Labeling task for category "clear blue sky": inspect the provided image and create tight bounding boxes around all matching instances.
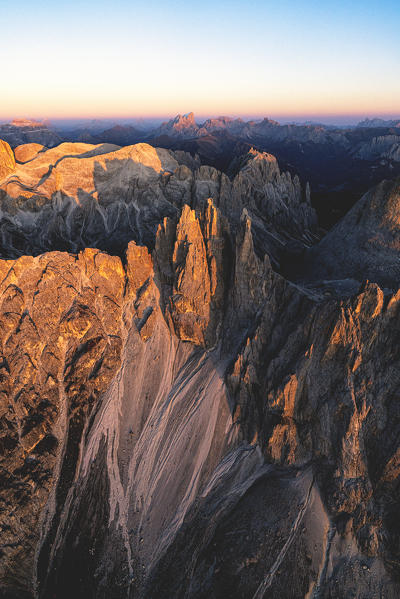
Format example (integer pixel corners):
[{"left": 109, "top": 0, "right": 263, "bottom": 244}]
[{"left": 1, "top": 0, "right": 399, "bottom": 122}]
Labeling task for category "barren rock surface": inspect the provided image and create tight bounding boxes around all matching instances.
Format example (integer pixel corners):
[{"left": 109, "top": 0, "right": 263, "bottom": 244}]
[
  {"left": 293, "top": 177, "right": 400, "bottom": 288},
  {"left": 0, "top": 123, "right": 61, "bottom": 151},
  {"left": 0, "top": 141, "right": 399, "bottom": 599},
  {"left": 0, "top": 142, "right": 316, "bottom": 264},
  {"left": 0, "top": 141, "right": 15, "bottom": 181}
]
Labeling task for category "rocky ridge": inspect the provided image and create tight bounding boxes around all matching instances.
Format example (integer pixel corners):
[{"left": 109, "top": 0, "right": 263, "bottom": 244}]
[
  {"left": 0, "top": 123, "right": 61, "bottom": 151},
  {"left": 0, "top": 140, "right": 399, "bottom": 599},
  {"left": 5, "top": 114, "right": 400, "bottom": 235},
  {"left": 0, "top": 141, "right": 15, "bottom": 181},
  {"left": 150, "top": 114, "right": 350, "bottom": 146},
  {"left": 294, "top": 177, "right": 400, "bottom": 289},
  {"left": 152, "top": 112, "right": 202, "bottom": 140},
  {"left": 357, "top": 118, "right": 400, "bottom": 129},
  {"left": 0, "top": 142, "right": 316, "bottom": 265}
]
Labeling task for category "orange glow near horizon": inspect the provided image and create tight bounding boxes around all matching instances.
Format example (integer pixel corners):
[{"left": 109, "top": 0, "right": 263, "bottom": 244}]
[
  {"left": 1, "top": 0, "right": 399, "bottom": 125},
  {"left": 2, "top": 101, "right": 400, "bottom": 123},
  {"left": 1, "top": 80, "right": 399, "bottom": 122}
]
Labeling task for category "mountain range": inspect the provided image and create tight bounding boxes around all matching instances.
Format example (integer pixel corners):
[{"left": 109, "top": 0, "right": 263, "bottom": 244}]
[
  {"left": 3, "top": 113, "right": 400, "bottom": 230},
  {"left": 0, "top": 135, "right": 399, "bottom": 598}
]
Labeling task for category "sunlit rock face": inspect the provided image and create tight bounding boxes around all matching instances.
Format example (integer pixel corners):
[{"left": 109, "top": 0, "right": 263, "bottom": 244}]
[
  {"left": 0, "top": 140, "right": 399, "bottom": 599},
  {"left": 13, "top": 143, "right": 47, "bottom": 164},
  {"left": 0, "top": 142, "right": 317, "bottom": 265},
  {"left": 0, "top": 140, "right": 15, "bottom": 181},
  {"left": 152, "top": 112, "right": 201, "bottom": 139}
]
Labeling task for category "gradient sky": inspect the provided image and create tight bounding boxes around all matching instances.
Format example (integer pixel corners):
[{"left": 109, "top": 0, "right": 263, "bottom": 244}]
[{"left": 1, "top": 0, "right": 399, "bottom": 122}]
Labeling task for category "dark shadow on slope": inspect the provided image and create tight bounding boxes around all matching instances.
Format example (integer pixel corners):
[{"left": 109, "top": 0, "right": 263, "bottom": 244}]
[
  {"left": 282, "top": 176, "right": 400, "bottom": 291},
  {"left": 0, "top": 150, "right": 186, "bottom": 259}
]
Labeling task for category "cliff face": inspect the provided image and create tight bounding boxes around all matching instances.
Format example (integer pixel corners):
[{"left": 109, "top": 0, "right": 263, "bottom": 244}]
[
  {"left": 293, "top": 177, "right": 400, "bottom": 288},
  {"left": 152, "top": 113, "right": 201, "bottom": 140},
  {"left": 0, "top": 142, "right": 316, "bottom": 265},
  {"left": 0, "top": 141, "right": 399, "bottom": 599},
  {"left": 0, "top": 141, "right": 15, "bottom": 181},
  {"left": 0, "top": 123, "right": 61, "bottom": 150},
  {"left": 354, "top": 135, "right": 400, "bottom": 162}
]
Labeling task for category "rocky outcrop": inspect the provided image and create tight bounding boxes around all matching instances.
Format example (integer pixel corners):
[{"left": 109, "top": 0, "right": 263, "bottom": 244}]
[
  {"left": 0, "top": 122, "right": 61, "bottom": 150},
  {"left": 357, "top": 118, "right": 400, "bottom": 128},
  {"left": 0, "top": 141, "right": 15, "bottom": 181},
  {"left": 224, "top": 273, "right": 400, "bottom": 598},
  {"left": 149, "top": 113, "right": 350, "bottom": 147},
  {"left": 354, "top": 135, "right": 400, "bottom": 162},
  {"left": 0, "top": 140, "right": 399, "bottom": 599},
  {"left": 152, "top": 113, "right": 201, "bottom": 140},
  {"left": 0, "top": 201, "right": 234, "bottom": 598},
  {"left": 154, "top": 199, "right": 230, "bottom": 346},
  {"left": 0, "top": 142, "right": 316, "bottom": 265},
  {"left": 0, "top": 248, "right": 128, "bottom": 597},
  {"left": 294, "top": 177, "right": 400, "bottom": 289},
  {"left": 14, "top": 144, "right": 47, "bottom": 164}
]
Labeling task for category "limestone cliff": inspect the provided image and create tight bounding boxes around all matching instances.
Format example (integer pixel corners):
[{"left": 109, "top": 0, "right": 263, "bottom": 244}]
[
  {"left": 0, "top": 140, "right": 399, "bottom": 599},
  {"left": 0, "top": 141, "right": 15, "bottom": 181},
  {"left": 0, "top": 142, "right": 316, "bottom": 266},
  {"left": 151, "top": 113, "right": 201, "bottom": 140},
  {"left": 0, "top": 122, "right": 61, "bottom": 150},
  {"left": 294, "top": 177, "right": 400, "bottom": 288}
]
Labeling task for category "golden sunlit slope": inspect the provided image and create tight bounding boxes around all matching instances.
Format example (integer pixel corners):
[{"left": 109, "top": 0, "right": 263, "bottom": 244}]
[
  {"left": 0, "top": 142, "right": 179, "bottom": 201},
  {"left": 14, "top": 143, "right": 47, "bottom": 164},
  {"left": 0, "top": 140, "right": 16, "bottom": 180}
]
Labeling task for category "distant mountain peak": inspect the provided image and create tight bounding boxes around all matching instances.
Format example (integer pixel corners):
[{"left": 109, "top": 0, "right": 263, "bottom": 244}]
[
  {"left": 259, "top": 117, "right": 280, "bottom": 126},
  {"left": 357, "top": 117, "right": 400, "bottom": 128},
  {"left": 10, "top": 118, "right": 45, "bottom": 128},
  {"left": 172, "top": 112, "right": 197, "bottom": 126},
  {"left": 153, "top": 112, "right": 199, "bottom": 139}
]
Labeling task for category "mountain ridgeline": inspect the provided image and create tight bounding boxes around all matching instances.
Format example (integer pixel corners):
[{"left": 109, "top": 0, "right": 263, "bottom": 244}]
[
  {"left": 2, "top": 112, "right": 400, "bottom": 229},
  {"left": 0, "top": 139, "right": 399, "bottom": 599}
]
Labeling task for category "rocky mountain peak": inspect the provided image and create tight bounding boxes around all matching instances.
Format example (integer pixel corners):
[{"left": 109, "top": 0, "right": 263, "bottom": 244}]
[
  {"left": 179, "top": 111, "right": 196, "bottom": 125},
  {"left": 0, "top": 121, "right": 61, "bottom": 149},
  {"left": 259, "top": 117, "right": 280, "bottom": 127},
  {"left": 0, "top": 138, "right": 400, "bottom": 599},
  {"left": 296, "top": 176, "right": 400, "bottom": 288},
  {"left": 154, "top": 112, "right": 199, "bottom": 139},
  {"left": 10, "top": 118, "right": 45, "bottom": 128},
  {"left": 0, "top": 140, "right": 15, "bottom": 180},
  {"left": 357, "top": 117, "right": 400, "bottom": 128}
]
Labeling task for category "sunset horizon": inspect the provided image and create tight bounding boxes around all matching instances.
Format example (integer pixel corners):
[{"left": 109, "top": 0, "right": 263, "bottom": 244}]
[
  {"left": 2, "top": 111, "right": 400, "bottom": 128},
  {"left": 1, "top": 0, "right": 399, "bottom": 123},
  {"left": 1, "top": 1, "right": 400, "bottom": 598}
]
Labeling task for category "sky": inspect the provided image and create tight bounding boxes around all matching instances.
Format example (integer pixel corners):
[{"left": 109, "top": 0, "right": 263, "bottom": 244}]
[{"left": 1, "top": 0, "right": 399, "bottom": 123}]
